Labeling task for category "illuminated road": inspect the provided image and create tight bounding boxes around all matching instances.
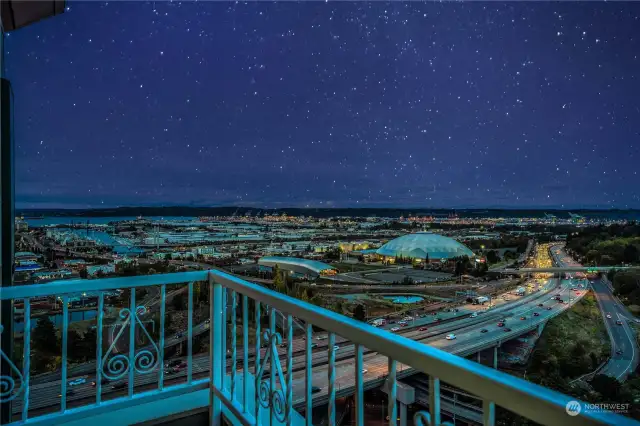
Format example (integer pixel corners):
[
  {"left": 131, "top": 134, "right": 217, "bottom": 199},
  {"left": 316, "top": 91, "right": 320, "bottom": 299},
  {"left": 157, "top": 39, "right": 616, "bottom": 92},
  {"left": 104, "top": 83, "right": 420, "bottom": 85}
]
[
  {"left": 550, "top": 244, "right": 639, "bottom": 381},
  {"left": 14, "top": 277, "right": 583, "bottom": 416}
]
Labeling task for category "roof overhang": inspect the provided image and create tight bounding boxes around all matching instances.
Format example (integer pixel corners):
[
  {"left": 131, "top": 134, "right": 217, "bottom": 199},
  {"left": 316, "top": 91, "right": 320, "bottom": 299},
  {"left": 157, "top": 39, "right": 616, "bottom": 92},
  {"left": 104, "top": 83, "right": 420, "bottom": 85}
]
[{"left": 2, "top": 0, "right": 65, "bottom": 32}]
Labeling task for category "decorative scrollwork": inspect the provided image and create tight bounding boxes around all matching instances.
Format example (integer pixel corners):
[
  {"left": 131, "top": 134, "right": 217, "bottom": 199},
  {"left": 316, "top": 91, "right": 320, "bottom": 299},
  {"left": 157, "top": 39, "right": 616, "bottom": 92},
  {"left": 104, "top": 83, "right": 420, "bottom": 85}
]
[
  {"left": 413, "top": 412, "right": 454, "bottom": 426},
  {"left": 0, "top": 325, "right": 24, "bottom": 402},
  {"left": 255, "top": 328, "right": 287, "bottom": 422},
  {"left": 101, "top": 306, "right": 160, "bottom": 380}
]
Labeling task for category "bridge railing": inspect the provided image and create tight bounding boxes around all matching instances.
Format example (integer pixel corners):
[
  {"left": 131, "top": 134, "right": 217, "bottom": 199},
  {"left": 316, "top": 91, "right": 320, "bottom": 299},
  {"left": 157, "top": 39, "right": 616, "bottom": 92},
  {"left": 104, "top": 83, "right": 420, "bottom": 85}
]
[{"left": 0, "top": 271, "right": 635, "bottom": 426}]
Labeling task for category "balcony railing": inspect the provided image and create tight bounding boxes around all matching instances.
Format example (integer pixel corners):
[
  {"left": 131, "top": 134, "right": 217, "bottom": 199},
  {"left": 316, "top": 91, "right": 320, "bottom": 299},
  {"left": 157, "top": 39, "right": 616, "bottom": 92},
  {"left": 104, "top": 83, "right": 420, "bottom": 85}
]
[{"left": 0, "top": 270, "right": 635, "bottom": 425}]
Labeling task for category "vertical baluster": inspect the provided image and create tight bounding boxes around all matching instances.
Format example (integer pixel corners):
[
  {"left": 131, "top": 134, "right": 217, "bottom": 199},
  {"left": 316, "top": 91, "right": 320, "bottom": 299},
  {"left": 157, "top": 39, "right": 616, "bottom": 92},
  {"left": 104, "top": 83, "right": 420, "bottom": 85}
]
[
  {"left": 158, "top": 285, "right": 166, "bottom": 391},
  {"left": 305, "top": 324, "right": 312, "bottom": 426},
  {"left": 61, "top": 295, "right": 69, "bottom": 412},
  {"left": 254, "top": 300, "right": 261, "bottom": 425},
  {"left": 96, "top": 293, "right": 104, "bottom": 403},
  {"left": 209, "top": 274, "right": 222, "bottom": 425},
  {"left": 21, "top": 299, "right": 31, "bottom": 421},
  {"left": 429, "top": 376, "right": 441, "bottom": 426},
  {"left": 242, "top": 295, "right": 249, "bottom": 413},
  {"left": 388, "top": 359, "right": 397, "bottom": 426},
  {"left": 128, "top": 288, "right": 136, "bottom": 397},
  {"left": 286, "top": 315, "right": 292, "bottom": 426},
  {"left": 188, "top": 282, "right": 194, "bottom": 384},
  {"left": 483, "top": 399, "right": 495, "bottom": 426},
  {"left": 269, "top": 307, "right": 276, "bottom": 426},
  {"left": 231, "top": 290, "right": 237, "bottom": 400},
  {"left": 221, "top": 287, "right": 227, "bottom": 393},
  {"left": 354, "top": 344, "right": 364, "bottom": 426},
  {"left": 328, "top": 332, "right": 336, "bottom": 425}
]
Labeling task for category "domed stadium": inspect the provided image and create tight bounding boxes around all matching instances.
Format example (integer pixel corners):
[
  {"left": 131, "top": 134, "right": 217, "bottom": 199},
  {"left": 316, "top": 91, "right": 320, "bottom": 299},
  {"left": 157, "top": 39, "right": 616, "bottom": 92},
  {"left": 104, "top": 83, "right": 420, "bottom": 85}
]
[{"left": 376, "top": 232, "right": 474, "bottom": 260}]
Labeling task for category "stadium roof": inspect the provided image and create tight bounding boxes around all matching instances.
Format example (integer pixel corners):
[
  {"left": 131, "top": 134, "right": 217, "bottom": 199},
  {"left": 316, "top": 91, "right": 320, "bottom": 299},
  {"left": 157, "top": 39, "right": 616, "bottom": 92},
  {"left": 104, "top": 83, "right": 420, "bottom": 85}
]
[
  {"left": 258, "top": 256, "right": 336, "bottom": 276},
  {"left": 376, "top": 232, "right": 474, "bottom": 260}
]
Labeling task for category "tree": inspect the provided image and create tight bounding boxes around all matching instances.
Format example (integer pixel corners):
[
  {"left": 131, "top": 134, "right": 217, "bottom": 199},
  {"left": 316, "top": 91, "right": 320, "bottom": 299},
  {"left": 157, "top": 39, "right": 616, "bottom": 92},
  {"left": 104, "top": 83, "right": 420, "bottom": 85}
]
[
  {"left": 67, "top": 330, "right": 84, "bottom": 362},
  {"left": 79, "top": 268, "right": 88, "bottom": 279},
  {"left": 273, "top": 264, "right": 286, "bottom": 293},
  {"left": 33, "top": 317, "right": 59, "bottom": 356},
  {"left": 586, "top": 250, "right": 601, "bottom": 264},
  {"left": 591, "top": 374, "right": 622, "bottom": 399},
  {"left": 485, "top": 250, "right": 499, "bottom": 264},
  {"left": 623, "top": 244, "right": 639, "bottom": 264},
  {"left": 148, "top": 268, "right": 157, "bottom": 275},
  {"left": 82, "top": 327, "right": 98, "bottom": 360},
  {"left": 353, "top": 304, "right": 366, "bottom": 322}
]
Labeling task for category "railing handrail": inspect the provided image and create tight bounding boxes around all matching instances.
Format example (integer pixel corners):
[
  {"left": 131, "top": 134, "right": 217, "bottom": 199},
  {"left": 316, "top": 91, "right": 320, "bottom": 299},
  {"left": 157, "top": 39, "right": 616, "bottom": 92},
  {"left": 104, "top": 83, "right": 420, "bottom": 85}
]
[
  {"left": 208, "top": 269, "right": 634, "bottom": 426},
  {"left": 0, "top": 271, "right": 209, "bottom": 300},
  {"left": 0, "top": 270, "right": 634, "bottom": 425}
]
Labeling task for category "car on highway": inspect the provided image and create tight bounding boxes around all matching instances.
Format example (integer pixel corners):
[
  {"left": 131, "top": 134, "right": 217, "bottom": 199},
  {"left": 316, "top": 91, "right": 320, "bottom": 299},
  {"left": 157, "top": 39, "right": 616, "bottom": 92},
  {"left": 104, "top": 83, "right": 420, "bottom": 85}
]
[
  {"left": 68, "top": 378, "right": 86, "bottom": 386},
  {"left": 538, "top": 304, "right": 544, "bottom": 307},
  {"left": 480, "top": 329, "right": 488, "bottom": 333},
  {"left": 280, "top": 342, "right": 287, "bottom": 348},
  {"left": 445, "top": 334, "right": 456, "bottom": 340},
  {"left": 520, "top": 316, "right": 526, "bottom": 320},
  {"left": 546, "top": 307, "right": 552, "bottom": 310},
  {"left": 204, "top": 319, "right": 210, "bottom": 325},
  {"left": 533, "top": 312, "right": 540, "bottom": 317},
  {"left": 402, "top": 316, "right": 413, "bottom": 322},
  {"left": 497, "top": 322, "right": 505, "bottom": 327},
  {"left": 400, "top": 323, "right": 408, "bottom": 327},
  {"left": 606, "top": 314, "right": 612, "bottom": 319},
  {"left": 174, "top": 332, "right": 183, "bottom": 339},
  {"left": 433, "top": 318, "right": 441, "bottom": 323},
  {"left": 362, "top": 369, "right": 368, "bottom": 374},
  {"left": 390, "top": 327, "right": 400, "bottom": 332},
  {"left": 470, "top": 312, "right": 478, "bottom": 318},
  {"left": 418, "top": 327, "right": 428, "bottom": 331},
  {"left": 311, "top": 343, "right": 318, "bottom": 349},
  {"left": 504, "top": 328, "right": 512, "bottom": 332},
  {"left": 616, "top": 320, "right": 623, "bottom": 325},
  {"left": 311, "top": 386, "right": 322, "bottom": 394},
  {"left": 59, "top": 389, "right": 76, "bottom": 398},
  {"left": 617, "top": 349, "right": 623, "bottom": 355}
]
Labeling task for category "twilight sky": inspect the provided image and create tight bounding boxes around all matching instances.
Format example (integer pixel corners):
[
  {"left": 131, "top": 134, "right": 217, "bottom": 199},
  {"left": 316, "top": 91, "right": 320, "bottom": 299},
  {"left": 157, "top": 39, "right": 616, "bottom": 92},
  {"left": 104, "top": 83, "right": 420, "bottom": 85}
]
[{"left": 5, "top": 2, "right": 640, "bottom": 209}]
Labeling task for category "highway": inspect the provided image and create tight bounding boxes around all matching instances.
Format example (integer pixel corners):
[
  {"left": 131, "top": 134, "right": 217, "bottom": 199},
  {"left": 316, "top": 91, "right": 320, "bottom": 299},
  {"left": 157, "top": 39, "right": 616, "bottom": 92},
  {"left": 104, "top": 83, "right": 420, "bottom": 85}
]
[
  {"left": 550, "top": 244, "right": 639, "bottom": 381},
  {"left": 13, "top": 276, "right": 583, "bottom": 416}
]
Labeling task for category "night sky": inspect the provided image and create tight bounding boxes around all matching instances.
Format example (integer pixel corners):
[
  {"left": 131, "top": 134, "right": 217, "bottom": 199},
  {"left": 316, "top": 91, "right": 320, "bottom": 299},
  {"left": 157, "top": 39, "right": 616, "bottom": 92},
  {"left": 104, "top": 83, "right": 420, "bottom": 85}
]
[{"left": 5, "top": 2, "right": 640, "bottom": 209}]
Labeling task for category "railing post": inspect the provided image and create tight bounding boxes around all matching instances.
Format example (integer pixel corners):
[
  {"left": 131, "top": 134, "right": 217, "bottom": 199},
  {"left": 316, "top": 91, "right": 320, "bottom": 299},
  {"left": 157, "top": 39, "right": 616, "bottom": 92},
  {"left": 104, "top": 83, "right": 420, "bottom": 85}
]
[
  {"left": 428, "top": 376, "right": 440, "bottom": 426},
  {"left": 355, "top": 344, "right": 364, "bottom": 426},
  {"left": 209, "top": 273, "right": 223, "bottom": 426}
]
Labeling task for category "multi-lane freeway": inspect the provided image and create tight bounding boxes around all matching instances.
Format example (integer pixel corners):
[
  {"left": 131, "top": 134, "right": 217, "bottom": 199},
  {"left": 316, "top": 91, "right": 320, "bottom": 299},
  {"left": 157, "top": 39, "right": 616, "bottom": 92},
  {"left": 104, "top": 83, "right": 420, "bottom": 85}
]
[
  {"left": 13, "top": 275, "right": 584, "bottom": 417},
  {"left": 550, "top": 244, "right": 640, "bottom": 382}
]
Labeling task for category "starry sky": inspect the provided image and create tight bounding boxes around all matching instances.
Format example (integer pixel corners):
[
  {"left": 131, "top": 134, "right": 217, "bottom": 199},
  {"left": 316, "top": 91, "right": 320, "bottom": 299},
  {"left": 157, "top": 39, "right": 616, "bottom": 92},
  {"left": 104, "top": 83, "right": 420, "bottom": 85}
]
[{"left": 5, "top": 2, "right": 640, "bottom": 210}]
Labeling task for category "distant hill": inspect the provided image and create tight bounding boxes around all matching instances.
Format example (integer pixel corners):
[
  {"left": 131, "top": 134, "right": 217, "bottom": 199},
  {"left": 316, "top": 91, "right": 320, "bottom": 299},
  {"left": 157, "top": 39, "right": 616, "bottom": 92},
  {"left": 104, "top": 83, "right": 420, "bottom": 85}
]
[{"left": 16, "top": 206, "right": 640, "bottom": 220}]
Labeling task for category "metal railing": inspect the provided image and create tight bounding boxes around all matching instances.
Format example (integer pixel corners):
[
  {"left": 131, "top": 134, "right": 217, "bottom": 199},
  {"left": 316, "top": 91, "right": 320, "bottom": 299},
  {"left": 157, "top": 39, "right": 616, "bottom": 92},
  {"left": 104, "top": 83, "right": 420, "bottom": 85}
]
[{"left": 0, "top": 270, "right": 636, "bottom": 425}]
